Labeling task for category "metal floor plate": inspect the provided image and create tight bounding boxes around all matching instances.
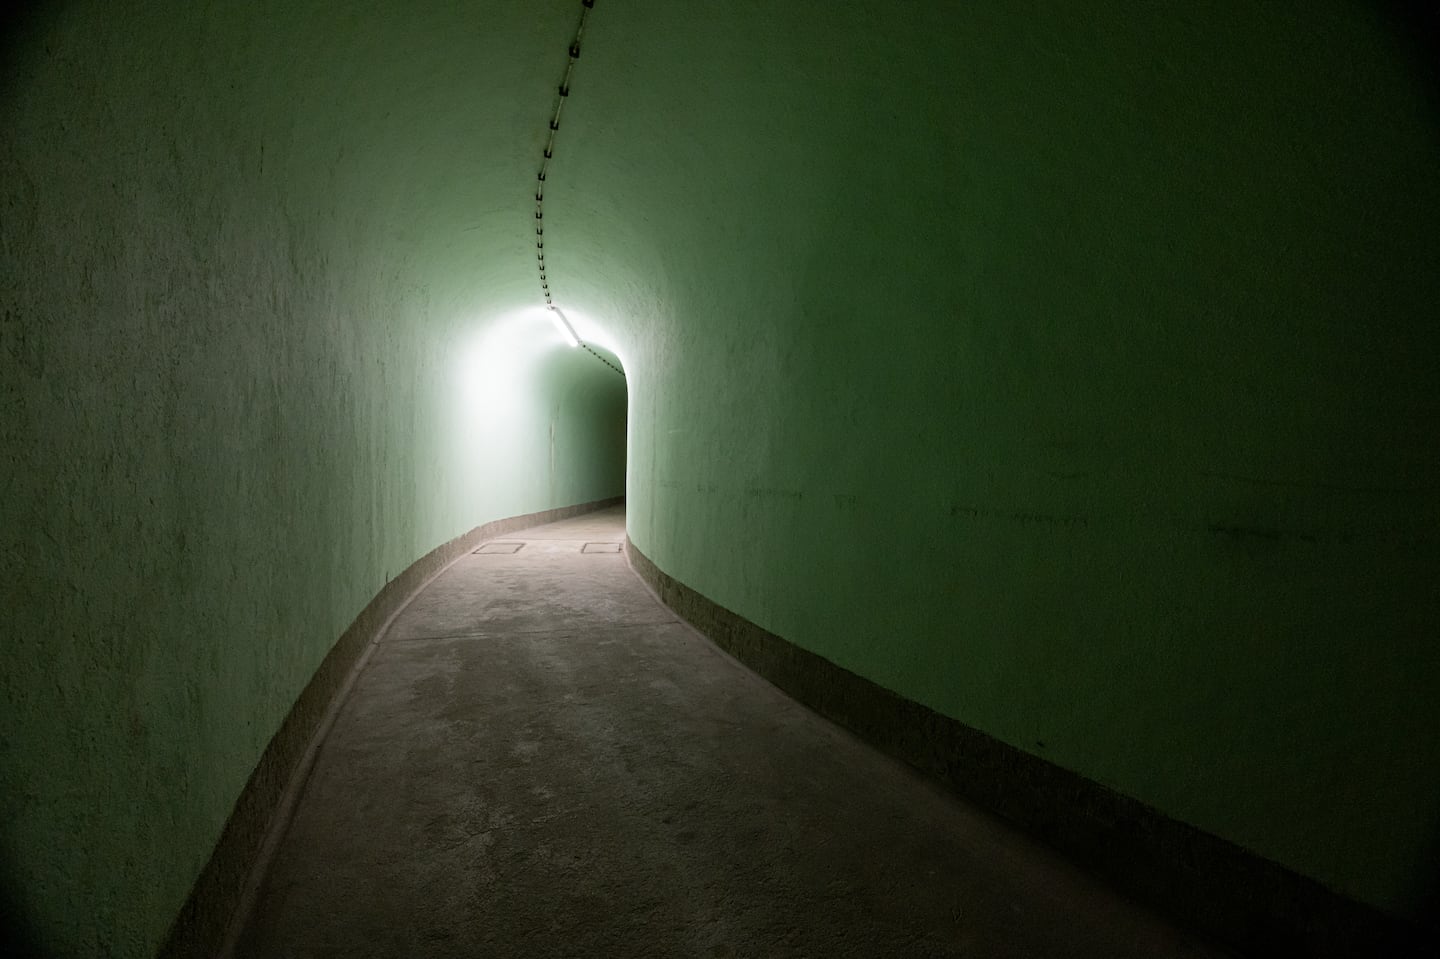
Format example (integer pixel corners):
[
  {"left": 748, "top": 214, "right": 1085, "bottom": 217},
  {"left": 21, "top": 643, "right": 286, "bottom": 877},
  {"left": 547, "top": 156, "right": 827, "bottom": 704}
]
[{"left": 473, "top": 542, "right": 525, "bottom": 555}]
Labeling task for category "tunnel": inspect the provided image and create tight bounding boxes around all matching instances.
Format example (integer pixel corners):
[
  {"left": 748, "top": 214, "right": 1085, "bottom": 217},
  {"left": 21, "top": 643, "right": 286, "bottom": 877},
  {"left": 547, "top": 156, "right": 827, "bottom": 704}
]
[{"left": 2, "top": 1, "right": 1438, "bottom": 956}]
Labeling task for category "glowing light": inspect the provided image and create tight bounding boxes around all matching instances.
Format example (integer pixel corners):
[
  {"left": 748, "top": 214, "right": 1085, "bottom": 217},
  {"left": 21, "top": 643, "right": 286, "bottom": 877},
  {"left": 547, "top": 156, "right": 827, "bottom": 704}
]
[
  {"left": 543, "top": 304, "right": 628, "bottom": 373},
  {"left": 455, "top": 308, "right": 563, "bottom": 421},
  {"left": 547, "top": 305, "right": 580, "bottom": 348}
]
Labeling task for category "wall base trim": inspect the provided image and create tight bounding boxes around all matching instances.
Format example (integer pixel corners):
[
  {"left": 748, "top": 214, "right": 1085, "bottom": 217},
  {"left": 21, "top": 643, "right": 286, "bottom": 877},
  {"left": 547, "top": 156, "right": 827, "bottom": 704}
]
[
  {"left": 159, "top": 496, "right": 624, "bottom": 959},
  {"left": 624, "top": 540, "right": 1433, "bottom": 959}
]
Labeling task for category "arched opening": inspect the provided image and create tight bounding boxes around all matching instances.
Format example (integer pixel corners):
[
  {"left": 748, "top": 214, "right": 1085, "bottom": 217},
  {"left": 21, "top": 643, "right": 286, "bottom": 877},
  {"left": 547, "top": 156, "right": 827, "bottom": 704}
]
[
  {"left": 449, "top": 305, "right": 628, "bottom": 527},
  {"left": 546, "top": 336, "right": 628, "bottom": 514}
]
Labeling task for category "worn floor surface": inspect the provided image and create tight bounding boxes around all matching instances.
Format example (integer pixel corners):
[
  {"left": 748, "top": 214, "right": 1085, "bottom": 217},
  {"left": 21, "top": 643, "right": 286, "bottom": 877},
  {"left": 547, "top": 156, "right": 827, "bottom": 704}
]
[{"left": 235, "top": 505, "right": 1228, "bottom": 958}]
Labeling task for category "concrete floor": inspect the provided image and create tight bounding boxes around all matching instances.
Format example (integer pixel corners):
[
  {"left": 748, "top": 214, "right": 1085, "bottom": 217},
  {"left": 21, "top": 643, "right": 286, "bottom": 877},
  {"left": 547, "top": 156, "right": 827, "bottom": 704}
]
[{"left": 235, "top": 506, "right": 1229, "bottom": 958}]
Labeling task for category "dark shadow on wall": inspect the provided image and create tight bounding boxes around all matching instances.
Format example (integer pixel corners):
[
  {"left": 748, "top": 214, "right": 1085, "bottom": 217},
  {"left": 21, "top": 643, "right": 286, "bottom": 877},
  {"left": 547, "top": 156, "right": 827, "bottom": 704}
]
[
  {"left": 1419, "top": 822, "right": 1440, "bottom": 944},
  {"left": 1379, "top": 0, "right": 1440, "bottom": 111},
  {"left": 0, "top": 823, "right": 51, "bottom": 959},
  {"left": 0, "top": 891, "right": 49, "bottom": 959},
  {"left": 0, "top": 0, "right": 51, "bottom": 33},
  {"left": 1376, "top": 4, "right": 1440, "bottom": 940},
  {"left": 0, "top": 0, "right": 66, "bottom": 96}
]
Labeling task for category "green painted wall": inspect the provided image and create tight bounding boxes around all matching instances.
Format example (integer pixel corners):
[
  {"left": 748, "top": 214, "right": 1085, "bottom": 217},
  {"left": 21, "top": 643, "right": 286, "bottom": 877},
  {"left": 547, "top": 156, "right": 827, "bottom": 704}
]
[
  {"left": 2, "top": 0, "right": 1437, "bottom": 954},
  {"left": 570, "top": 0, "right": 1439, "bottom": 920},
  {"left": 1, "top": 3, "right": 622, "bottom": 955}
]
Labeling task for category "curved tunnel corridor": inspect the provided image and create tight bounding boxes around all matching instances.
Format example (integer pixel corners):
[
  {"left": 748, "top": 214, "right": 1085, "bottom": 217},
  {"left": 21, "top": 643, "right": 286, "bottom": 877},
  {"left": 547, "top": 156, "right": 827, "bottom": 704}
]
[
  {"left": 233, "top": 507, "right": 1218, "bottom": 959},
  {"left": 3, "top": 2, "right": 1439, "bottom": 957}
]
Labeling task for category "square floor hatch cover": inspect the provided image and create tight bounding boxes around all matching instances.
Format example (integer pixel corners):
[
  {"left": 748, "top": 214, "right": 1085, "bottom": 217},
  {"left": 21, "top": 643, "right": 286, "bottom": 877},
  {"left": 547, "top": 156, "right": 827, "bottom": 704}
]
[
  {"left": 474, "top": 542, "right": 524, "bottom": 554},
  {"left": 581, "top": 542, "right": 622, "bottom": 553}
]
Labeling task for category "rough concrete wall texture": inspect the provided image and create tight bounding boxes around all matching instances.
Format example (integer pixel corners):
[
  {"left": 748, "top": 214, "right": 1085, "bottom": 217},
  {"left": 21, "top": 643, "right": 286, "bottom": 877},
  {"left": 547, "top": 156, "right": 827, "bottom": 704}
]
[
  {"left": 0, "top": 0, "right": 1436, "bottom": 955},
  {"left": 0, "top": 2, "right": 624, "bottom": 955},
  {"left": 568, "top": 0, "right": 1440, "bottom": 921}
]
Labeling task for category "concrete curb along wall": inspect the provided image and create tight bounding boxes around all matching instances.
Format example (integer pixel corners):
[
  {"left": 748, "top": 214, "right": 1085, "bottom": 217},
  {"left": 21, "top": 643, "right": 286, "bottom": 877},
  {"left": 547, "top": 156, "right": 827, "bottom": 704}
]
[
  {"left": 158, "top": 496, "right": 623, "bottom": 959},
  {"left": 624, "top": 540, "right": 1434, "bottom": 959}
]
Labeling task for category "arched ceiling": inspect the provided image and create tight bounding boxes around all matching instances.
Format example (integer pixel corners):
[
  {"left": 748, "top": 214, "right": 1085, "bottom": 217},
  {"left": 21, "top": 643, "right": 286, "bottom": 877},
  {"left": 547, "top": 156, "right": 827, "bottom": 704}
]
[{"left": 4, "top": 3, "right": 1440, "bottom": 954}]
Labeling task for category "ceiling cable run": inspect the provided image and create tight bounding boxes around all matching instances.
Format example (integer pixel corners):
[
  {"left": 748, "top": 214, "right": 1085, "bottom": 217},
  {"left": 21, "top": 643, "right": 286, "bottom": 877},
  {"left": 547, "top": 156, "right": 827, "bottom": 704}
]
[
  {"left": 533, "top": 0, "right": 591, "bottom": 307},
  {"left": 528, "top": 1, "right": 620, "bottom": 377},
  {"left": 583, "top": 343, "right": 625, "bottom": 378}
]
